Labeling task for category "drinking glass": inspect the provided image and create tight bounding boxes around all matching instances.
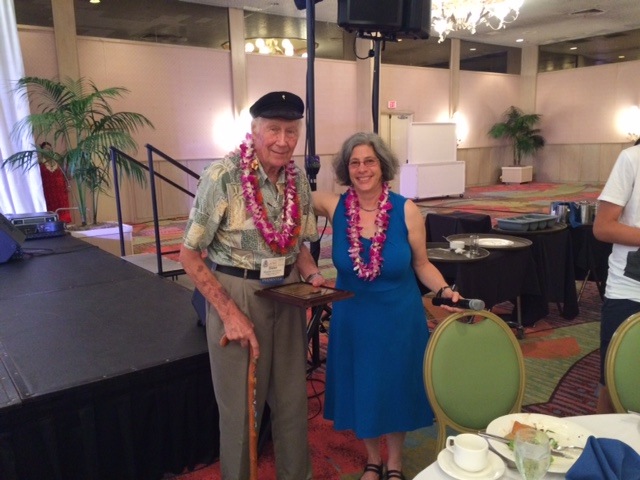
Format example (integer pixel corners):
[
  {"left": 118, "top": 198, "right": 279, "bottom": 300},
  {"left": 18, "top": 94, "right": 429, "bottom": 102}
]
[
  {"left": 469, "top": 235, "right": 480, "bottom": 257},
  {"left": 514, "top": 428, "right": 551, "bottom": 480}
]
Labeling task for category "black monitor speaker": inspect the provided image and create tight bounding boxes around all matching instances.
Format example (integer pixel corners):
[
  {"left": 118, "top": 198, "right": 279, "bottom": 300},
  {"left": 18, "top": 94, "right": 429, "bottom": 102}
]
[
  {"left": 338, "top": 0, "right": 431, "bottom": 39},
  {"left": 0, "top": 213, "right": 25, "bottom": 264}
]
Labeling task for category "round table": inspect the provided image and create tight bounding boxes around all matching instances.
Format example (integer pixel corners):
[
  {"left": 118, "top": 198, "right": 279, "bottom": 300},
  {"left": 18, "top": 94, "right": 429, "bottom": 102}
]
[{"left": 413, "top": 413, "right": 640, "bottom": 479}]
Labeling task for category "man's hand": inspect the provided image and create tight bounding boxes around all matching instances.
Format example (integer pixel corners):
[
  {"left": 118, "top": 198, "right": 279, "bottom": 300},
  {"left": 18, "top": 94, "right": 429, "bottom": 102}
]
[{"left": 220, "top": 312, "right": 260, "bottom": 359}]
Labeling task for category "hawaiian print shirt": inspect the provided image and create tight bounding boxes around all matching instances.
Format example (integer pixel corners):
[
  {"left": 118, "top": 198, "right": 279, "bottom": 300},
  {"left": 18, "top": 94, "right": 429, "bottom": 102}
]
[{"left": 183, "top": 150, "right": 319, "bottom": 270}]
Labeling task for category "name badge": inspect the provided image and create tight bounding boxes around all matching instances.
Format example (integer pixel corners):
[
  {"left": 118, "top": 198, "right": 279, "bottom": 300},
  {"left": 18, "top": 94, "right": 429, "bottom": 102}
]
[{"left": 260, "top": 257, "right": 286, "bottom": 284}]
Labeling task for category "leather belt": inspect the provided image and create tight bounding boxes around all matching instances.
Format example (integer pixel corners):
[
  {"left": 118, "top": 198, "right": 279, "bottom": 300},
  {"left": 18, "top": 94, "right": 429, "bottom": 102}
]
[{"left": 215, "top": 263, "right": 293, "bottom": 280}]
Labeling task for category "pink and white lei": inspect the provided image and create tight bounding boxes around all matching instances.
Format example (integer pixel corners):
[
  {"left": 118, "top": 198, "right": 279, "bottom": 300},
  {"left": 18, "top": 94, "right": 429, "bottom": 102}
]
[
  {"left": 239, "top": 134, "right": 301, "bottom": 254},
  {"left": 345, "top": 182, "right": 392, "bottom": 281}
]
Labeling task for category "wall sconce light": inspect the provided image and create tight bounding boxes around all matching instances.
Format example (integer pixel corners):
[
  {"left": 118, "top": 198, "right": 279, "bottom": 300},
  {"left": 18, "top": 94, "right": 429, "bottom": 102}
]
[
  {"left": 222, "top": 37, "right": 317, "bottom": 58},
  {"left": 451, "top": 111, "right": 469, "bottom": 145},
  {"left": 620, "top": 105, "right": 640, "bottom": 141}
]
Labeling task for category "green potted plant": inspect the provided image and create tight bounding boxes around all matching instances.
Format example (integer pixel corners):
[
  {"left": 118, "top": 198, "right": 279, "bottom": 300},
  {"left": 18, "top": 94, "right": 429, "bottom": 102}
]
[
  {"left": 2, "top": 76, "right": 154, "bottom": 227},
  {"left": 488, "top": 106, "right": 545, "bottom": 183}
]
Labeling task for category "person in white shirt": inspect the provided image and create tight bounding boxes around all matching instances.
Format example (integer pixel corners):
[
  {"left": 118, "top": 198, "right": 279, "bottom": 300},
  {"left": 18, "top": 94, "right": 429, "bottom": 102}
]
[{"left": 593, "top": 137, "right": 640, "bottom": 413}]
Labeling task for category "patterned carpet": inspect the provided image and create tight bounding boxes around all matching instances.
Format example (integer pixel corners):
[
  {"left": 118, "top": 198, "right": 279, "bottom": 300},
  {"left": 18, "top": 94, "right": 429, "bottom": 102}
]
[
  {"left": 415, "top": 182, "right": 602, "bottom": 220},
  {"left": 137, "top": 183, "right": 604, "bottom": 479}
]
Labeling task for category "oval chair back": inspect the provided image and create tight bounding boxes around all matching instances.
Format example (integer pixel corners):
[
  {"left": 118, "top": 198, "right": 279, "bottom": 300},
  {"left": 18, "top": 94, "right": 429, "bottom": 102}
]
[
  {"left": 424, "top": 311, "right": 525, "bottom": 452},
  {"left": 605, "top": 312, "right": 640, "bottom": 413}
]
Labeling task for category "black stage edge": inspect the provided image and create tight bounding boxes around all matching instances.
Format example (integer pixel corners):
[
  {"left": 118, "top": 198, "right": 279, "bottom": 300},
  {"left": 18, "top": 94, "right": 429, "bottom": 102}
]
[{"left": 0, "top": 235, "right": 218, "bottom": 480}]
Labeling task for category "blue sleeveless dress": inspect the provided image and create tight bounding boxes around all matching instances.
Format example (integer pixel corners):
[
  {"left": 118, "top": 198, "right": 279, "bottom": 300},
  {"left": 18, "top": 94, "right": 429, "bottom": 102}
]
[{"left": 323, "top": 191, "right": 433, "bottom": 439}]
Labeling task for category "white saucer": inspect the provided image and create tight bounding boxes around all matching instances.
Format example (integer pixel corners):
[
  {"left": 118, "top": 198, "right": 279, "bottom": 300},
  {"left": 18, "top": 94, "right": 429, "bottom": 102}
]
[{"left": 437, "top": 449, "right": 506, "bottom": 480}]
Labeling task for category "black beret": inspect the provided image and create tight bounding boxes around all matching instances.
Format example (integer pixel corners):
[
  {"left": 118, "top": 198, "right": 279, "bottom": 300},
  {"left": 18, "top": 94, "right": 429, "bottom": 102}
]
[{"left": 249, "top": 91, "right": 304, "bottom": 120}]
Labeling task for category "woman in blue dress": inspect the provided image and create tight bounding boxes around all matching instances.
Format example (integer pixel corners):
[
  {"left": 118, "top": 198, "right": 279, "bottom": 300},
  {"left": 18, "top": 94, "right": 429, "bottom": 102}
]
[{"left": 312, "top": 132, "right": 460, "bottom": 480}]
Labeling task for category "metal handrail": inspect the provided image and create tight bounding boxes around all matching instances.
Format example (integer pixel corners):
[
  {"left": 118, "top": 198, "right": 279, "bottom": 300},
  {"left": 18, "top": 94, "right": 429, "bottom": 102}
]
[{"left": 109, "top": 146, "right": 200, "bottom": 277}]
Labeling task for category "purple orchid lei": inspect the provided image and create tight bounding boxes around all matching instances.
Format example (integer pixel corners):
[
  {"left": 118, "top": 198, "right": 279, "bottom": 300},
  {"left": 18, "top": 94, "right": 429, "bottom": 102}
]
[
  {"left": 239, "top": 134, "right": 301, "bottom": 254},
  {"left": 345, "top": 182, "right": 392, "bottom": 281}
]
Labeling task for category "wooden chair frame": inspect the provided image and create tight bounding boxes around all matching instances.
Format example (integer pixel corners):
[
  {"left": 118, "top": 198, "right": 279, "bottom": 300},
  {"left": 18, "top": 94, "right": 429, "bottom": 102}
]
[{"left": 605, "top": 312, "right": 640, "bottom": 413}]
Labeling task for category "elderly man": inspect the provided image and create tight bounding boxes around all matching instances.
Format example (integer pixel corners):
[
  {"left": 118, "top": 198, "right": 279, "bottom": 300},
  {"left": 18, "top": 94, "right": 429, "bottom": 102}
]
[{"left": 180, "top": 91, "right": 323, "bottom": 479}]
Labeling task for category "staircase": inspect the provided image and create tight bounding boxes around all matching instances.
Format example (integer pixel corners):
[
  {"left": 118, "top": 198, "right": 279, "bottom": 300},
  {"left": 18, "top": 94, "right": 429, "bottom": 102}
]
[{"left": 110, "top": 144, "right": 199, "bottom": 279}]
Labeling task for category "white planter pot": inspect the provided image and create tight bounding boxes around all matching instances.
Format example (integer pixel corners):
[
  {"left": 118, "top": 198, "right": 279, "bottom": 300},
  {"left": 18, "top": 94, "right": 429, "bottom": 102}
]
[
  {"left": 501, "top": 165, "right": 533, "bottom": 184},
  {"left": 70, "top": 223, "right": 133, "bottom": 257}
]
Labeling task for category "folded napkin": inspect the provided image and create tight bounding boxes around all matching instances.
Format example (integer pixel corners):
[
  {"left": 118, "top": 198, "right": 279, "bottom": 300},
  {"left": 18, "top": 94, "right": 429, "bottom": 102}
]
[{"left": 566, "top": 436, "right": 640, "bottom": 480}]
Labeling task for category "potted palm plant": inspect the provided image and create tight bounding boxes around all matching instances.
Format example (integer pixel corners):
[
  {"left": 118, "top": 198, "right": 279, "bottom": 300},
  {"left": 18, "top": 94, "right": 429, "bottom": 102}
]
[
  {"left": 2, "top": 76, "right": 154, "bottom": 227},
  {"left": 488, "top": 106, "right": 545, "bottom": 183}
]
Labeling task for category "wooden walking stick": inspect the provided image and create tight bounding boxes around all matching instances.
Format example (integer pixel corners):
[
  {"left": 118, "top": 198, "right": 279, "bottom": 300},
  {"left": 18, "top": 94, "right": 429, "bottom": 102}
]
[{"left": 220, "top": 335, "right": 259, "bottom": 480}]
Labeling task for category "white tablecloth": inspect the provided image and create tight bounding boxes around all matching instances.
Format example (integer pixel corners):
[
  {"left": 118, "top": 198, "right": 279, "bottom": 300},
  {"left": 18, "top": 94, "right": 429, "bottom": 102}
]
[{"left": 413, "top": 414, "right": 640, "bottom": 480}]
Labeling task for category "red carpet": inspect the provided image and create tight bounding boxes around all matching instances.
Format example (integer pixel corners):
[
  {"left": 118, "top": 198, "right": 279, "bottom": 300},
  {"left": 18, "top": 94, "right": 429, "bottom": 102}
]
[{"left": 521, "top": 336, "right": 581, "bottom": 359}]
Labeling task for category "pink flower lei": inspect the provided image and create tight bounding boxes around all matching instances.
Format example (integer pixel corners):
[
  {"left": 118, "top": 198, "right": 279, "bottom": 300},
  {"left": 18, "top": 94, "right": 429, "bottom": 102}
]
[
  {"left": 239, "top": 134, "right": 301, "bottom": 254},
  {"left": 345, "top": 182, "right": 392, "bottom": 281}
]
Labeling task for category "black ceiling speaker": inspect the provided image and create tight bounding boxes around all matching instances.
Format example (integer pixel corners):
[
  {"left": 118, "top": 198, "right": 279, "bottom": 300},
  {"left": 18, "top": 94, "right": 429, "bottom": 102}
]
[
  {"left": 294, "top": 0, "right": 323, "bottom": 10},
  {"left": 337, "top": 0, "right": 430, "bottom": 39},
  {"left": 338, "top": 0, "right": 404, "bottom": 33},
  {"left": 399, "top": 0, "right": 431, "bottom": 39}
]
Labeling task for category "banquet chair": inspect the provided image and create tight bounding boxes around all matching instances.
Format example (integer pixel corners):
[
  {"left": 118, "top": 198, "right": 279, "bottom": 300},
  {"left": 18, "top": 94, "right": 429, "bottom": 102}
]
[
  {"left": 423, "top": 310, "right": 525, "bottom": 452},
  {"left": 605, "top": 312, "right": 640, "bottom": 413}
]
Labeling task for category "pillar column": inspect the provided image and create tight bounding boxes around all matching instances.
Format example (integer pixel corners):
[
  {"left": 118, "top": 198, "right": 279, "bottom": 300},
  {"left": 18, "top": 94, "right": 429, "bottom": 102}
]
[
  {"left": 51, "top": 0, "right": 79, "bottom": 79},
  {"left": 228, "top": 8, "right": 248, "bottom": 118}
]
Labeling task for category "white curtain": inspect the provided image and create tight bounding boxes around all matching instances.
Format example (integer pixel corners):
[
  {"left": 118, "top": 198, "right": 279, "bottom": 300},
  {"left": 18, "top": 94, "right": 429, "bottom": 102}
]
[{"left": 0, "top": 0, "right": 46, "bottom": 214}]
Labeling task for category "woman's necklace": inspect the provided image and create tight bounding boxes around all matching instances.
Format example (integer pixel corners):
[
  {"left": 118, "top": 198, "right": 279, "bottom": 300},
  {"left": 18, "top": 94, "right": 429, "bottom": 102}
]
[
  {"left": 239, "top": 134, "right": 301, "bottom": 254},
  {"left": 345, "top": 182, "right": 392, "bottom": 281},
  {"left": 359, "top": 205, "right": 378, "bottom": 212}
]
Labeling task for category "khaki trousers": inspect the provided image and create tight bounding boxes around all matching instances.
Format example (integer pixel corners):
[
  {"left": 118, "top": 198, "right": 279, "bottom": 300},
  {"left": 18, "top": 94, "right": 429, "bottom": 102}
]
[{"left": 206, "top": 269, "right": 312, "bottom": 480}]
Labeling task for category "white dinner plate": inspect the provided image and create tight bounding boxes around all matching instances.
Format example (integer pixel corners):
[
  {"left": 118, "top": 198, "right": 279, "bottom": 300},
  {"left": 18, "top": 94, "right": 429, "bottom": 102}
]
[
  {"left": 477, "top": 238, "right": 515, "bottom": 247},
  {"left": 437, "top": 449, "right": 505, "bottom": 480},
  {"left": 486, "top": 413, "right": 593, "bottom": 473}
]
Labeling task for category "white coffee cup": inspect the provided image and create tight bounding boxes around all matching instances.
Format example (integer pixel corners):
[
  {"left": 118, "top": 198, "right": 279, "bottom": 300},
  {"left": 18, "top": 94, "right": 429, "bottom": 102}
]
[{"left": 445, "top": 433, "right": 489, "bottom": 472}]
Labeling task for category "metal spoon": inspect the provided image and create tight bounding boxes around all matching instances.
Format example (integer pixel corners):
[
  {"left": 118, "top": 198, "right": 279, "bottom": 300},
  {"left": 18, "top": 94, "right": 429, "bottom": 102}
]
[
  {"left": 478, "top": 431, "right": 575, "bottom": 459},
  {"left": 487, "top": 443, "right": 518, "bottom": 469}
]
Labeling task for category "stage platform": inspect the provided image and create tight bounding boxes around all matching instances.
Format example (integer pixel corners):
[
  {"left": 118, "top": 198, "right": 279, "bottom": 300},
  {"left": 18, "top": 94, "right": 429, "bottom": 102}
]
[{"left": 0, "top": 234, "right": 218, "bottom": 480}]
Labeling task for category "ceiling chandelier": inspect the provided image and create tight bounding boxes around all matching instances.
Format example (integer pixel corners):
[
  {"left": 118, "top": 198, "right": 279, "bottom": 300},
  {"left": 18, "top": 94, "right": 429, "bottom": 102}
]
[
  {"left": 222, "top": 37, "right": 315, "bottom": 57},
  {"left": 431, "top": 0, "right": 525, "bottom": 43},
  {"left": 243, "top": 38, "right": 312, "bottom": 57}
]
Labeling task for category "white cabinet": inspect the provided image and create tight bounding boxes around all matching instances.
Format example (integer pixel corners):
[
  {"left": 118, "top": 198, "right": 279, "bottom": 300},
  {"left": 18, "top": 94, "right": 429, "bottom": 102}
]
[
  {"left": 399, "top": 122, "right": 465, "bottom": 199},
  {"left": 399, "top": 162, "right": 466, "bottom": 199}
]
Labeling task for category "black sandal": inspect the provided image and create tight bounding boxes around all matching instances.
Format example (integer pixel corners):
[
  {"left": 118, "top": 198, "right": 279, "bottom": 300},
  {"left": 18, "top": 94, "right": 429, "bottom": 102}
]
[
  {"left": 360, "top": 463, "right": 383, "bottom": 480},
  {"left": 386, "top": 469, "right": 406, "bottom": 480}
]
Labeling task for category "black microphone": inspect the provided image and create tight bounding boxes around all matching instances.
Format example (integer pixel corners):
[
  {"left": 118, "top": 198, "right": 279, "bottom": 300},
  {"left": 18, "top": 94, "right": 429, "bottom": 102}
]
[{"left": 432, "top": 297, "right": 486, "bottom": 310}]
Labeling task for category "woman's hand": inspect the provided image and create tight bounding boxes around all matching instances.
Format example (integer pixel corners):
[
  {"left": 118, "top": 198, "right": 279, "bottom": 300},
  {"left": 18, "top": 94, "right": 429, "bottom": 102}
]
[{"left": 436, "top": 285, "right": 464, "bottom": 312}]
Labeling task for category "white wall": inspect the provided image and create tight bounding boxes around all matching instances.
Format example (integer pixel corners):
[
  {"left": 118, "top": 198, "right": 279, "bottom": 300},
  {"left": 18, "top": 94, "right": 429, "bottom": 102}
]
[
  {"left": 537, "top": 60, "right": 640, "bottom": 144},
  {"left": 16, "top": 26, "right": 640, "bottom": 220},
  {"left": 380, "top": 64, "right": 450, "bottom": 122}
]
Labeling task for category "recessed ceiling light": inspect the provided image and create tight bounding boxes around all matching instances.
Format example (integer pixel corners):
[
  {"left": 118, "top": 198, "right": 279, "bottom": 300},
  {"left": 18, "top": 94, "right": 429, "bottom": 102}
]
[
  {"left": 619, "top": 55, "right": 626, "bottom": 59},
  {"left": 470, "top": 48, "right": 477, "bottom": 51},
  {"left": 516, "top": 38, "right": 524, "bottom": 43},
  {"left": 90, "top": 0, "right": 100, "bottom": 4},
  {"left": 570, "top": 47, "right": 578, "bottom": 50}
]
